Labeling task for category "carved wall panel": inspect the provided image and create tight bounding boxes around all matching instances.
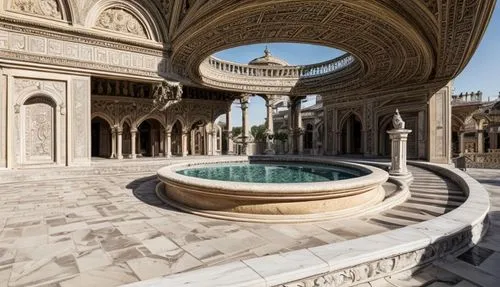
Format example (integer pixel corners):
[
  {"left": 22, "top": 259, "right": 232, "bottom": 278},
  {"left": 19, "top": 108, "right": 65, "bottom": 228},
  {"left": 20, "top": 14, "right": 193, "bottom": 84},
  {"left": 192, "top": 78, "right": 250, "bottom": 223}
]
[
  {"left": 428, "top": 84, "right": 452, "bottom": 163},
  {"left": 0, "top": 74, "right": 6, "bottom": 168},
  {"left": 96, "top": 8, "right": 147, "bottom": 38},
  {"left": 22, "top": 99, "right": 55, "bottom": 164},
  {"left": 10, "top": 0, "right": 64, "bottom": 20},
  {"left": 0, "top": 28, "right": 165, "bottom": 78},
  {"left": 72, "top": 77, "right": 91, "bottom": 163}
]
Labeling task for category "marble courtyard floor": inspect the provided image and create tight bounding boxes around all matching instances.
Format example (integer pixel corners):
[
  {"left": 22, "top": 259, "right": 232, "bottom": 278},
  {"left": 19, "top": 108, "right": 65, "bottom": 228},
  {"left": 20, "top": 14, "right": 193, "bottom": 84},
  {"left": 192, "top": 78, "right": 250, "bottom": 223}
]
[{"left": 0, "top": 157, "right": 496, "bottom": 287}]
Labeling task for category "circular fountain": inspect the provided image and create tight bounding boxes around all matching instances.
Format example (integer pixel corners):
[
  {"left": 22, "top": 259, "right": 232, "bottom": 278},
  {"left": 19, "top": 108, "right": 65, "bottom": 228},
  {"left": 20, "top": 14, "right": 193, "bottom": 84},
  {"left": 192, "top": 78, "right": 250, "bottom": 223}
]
[{"left": 156, "top": 157, "right": 389, "bottom": 222}]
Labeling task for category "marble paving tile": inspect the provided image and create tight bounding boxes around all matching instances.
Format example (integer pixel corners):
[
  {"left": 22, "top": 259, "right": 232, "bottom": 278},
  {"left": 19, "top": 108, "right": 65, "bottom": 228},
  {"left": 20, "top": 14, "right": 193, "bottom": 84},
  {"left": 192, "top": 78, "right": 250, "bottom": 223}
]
[
  {"left": 9, "top": 254, "right": 79, "bottom": 287},
  {"left": 100, "top": 235, "right": 141, "bottom": 252},
  {"left": 0, "top": 265, "right": 11, "bottom": 287},
  {"left": 0, "top": 248, "right": 16, "bottom": 266},
  {"left": 114, "top": 221, "right": 156, "bottom": 235},
  {"left": 75, "top": 248, "right": 113, "bottom": 273},
  {"left": 59, "top": 263, "right": 139, "bottom": 287},
  {"left": 108, "top": 247, "right": 145, "bottom": 263},
  {"left": 207, "top": 230, "right": 269, "bottom": 255},
  {"left": 126, "top": 252, "right": 203, "bottom": 281}
]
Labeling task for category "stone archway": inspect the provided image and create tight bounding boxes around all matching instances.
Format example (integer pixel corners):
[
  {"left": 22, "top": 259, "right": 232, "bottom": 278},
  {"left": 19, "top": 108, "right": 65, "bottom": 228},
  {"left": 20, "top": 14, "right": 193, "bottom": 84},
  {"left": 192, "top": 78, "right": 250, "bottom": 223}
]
[
  {"left": 91, "top": 116, "right": 112, "bottom": 158},
  {"left": 190, "top": 120, "right": 207, "bottom": 155},
  {"left": 137, "top": 119, "right": 162, "bottom": 157},
  {"left": 341, "top": 114, "right": 363, "bottom": 154}
]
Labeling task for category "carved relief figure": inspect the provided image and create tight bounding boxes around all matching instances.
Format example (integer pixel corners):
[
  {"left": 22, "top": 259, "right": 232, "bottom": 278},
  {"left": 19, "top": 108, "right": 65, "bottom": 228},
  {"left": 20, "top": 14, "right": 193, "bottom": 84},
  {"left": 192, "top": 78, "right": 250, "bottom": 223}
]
[
  {"left": 96, "top": 8, "right": 147, "bottom": 38},
  {"left": 11, "top": 0, "right": 62, "bottom": 19}
]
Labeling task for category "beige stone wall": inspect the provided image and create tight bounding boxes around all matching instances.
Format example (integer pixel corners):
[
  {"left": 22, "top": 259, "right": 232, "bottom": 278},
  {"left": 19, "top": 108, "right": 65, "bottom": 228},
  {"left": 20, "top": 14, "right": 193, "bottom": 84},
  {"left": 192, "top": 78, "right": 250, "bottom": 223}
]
[
  {"left": 0, "top": 72, "right": 7, "bottom": 168},
  {"left": 428, "top": 83, "right": 452, "bottom": 163},
  {"left": 2, "top": 67, "right": 91, "bottom": 168}
]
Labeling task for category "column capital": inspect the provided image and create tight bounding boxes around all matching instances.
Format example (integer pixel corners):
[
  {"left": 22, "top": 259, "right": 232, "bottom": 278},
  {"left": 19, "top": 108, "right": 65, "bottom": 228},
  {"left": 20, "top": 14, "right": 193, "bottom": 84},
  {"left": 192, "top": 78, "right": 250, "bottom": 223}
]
[{"left": 131, "top": 128, "right": 138, "bottom": 134}]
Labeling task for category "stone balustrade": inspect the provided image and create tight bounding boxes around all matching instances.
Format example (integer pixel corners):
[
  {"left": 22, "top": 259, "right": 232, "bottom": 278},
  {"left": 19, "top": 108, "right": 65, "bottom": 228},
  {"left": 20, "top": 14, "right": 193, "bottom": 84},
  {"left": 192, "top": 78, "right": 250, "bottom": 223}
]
[
  {"left": 205, "top": 53, "right": 355, "bottom": 79},
  {"left": 199, "top": 53, "right": 358, "bottom": 94}
]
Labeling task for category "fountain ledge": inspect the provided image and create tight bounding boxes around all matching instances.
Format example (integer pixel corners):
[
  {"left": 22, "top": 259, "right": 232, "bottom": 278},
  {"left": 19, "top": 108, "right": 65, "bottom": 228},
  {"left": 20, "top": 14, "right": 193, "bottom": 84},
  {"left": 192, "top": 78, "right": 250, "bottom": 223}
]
[{"left": 122, "top": 161, "right": 489, "bottom": 287}]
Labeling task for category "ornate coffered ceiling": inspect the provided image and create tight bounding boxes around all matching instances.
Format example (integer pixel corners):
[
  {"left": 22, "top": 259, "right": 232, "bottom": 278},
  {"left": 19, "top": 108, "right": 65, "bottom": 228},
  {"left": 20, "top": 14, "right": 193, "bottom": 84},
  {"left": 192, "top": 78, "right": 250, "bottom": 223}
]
[{"left": 0, "top": 0, "right": 496, "bottom": 97}]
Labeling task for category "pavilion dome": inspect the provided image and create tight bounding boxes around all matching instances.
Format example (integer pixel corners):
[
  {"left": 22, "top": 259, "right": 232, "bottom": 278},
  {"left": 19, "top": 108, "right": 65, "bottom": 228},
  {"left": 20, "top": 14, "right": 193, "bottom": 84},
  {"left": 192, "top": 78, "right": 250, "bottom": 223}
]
[{"left": 248, "top": 47, "right": 289, "bottom": 66}]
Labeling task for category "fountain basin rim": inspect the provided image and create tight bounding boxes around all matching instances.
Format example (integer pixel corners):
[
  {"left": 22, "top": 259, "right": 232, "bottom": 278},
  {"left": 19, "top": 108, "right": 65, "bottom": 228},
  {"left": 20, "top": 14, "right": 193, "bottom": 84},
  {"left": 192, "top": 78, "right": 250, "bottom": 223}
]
[{"left": 157, "top": 159, "right": 388, "bottom": 195}]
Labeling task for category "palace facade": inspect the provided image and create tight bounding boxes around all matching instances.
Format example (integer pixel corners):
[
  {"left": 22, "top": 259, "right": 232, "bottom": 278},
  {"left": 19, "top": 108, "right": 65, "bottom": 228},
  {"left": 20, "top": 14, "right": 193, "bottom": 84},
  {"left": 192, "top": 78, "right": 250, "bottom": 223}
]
[{"left": 0, "top": 0, "right": 495, "bottom": 169}]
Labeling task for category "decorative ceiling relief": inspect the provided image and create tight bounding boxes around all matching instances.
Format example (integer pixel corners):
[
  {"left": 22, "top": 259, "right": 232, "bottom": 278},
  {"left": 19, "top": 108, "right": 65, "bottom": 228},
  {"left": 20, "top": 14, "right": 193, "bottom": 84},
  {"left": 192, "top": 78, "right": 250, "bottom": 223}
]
[
  {"left": 11, "top": 0, "right": 63, "bottom": 20},
  {"left": 96, "top": 8, "right": 147, "bottom": 38}
]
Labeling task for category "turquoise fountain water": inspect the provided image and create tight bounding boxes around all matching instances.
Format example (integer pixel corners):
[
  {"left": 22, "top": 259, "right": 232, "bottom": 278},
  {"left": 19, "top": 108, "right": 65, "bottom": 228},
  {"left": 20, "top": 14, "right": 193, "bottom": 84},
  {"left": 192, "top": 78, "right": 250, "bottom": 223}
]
[{"left": 176, "top": 163, "right": 366, "bottom": 183}]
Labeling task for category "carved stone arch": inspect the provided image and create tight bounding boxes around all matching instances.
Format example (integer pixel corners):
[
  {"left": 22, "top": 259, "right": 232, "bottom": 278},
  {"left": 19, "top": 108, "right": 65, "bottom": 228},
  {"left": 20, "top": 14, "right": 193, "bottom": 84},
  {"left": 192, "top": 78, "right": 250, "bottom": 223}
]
[
  {"left": 18, "top": 90, "right": 61, "bottom": 108},
  {"left": 168, "top": 115, "right": 187, "bottom": 132},
  {"left": 91, "top": 112, "right": 115, "bottom": 129},
  {"left": 339, "top": 110, "right": 363, "bottom": 131},
  {"left": 452, "top": 114, "right": 465, "bottom": 132},
  {"left": 8, "top": 0, "right": 73, "bottom": 22},
  {"left": 188, "top": 115, "right": 211, "bottom": 129},
  {"left": 119, "top": 116, "right": 134, "bottom": 130},
  {"left": 85, "top": 0, "right": 165, "bottom": 42},
  {"left": 135, "top": 115, "right": 167, "bottom": 131},
  {"left": 18, "top": 93, "right": 60, "bottom": 166}
]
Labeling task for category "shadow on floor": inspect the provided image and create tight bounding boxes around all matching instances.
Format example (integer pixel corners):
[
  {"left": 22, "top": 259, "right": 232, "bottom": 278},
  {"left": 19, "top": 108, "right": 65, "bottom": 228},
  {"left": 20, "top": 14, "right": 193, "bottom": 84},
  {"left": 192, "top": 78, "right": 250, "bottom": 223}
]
[{"left": 126, "top": 175, "right": 178, "bottom": 211}]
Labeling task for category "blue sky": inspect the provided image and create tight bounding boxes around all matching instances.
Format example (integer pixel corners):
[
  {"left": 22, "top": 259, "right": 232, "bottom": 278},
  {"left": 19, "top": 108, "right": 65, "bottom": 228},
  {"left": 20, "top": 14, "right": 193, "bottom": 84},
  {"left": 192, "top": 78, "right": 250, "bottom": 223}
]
[{"left": 216, "top": 5, "right": 499, "bottom": 126}]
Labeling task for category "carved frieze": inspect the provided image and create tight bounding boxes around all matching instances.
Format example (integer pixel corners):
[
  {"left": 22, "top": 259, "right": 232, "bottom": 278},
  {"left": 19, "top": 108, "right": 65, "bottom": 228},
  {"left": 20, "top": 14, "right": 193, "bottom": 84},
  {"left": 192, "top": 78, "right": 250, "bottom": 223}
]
[
  {"left": 11, "top": 0, "right": 63, "bottom": 20},
  {"left": 96, "top": 8, "right": 147, "bottom": 38}
]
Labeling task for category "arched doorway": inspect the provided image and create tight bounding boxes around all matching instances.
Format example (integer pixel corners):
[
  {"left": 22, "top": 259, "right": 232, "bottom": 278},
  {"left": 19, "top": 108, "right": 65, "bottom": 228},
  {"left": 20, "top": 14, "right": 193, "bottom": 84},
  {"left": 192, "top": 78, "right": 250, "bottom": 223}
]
[
  {"left": 171, "top": 120, "right": 183, "bottom": 156},
  {"left": 341, "top": 114, "right": 362, "bottom": 154},
  {"left": 190, "top": 120, "right": 207, "bottom": 155},
  {"left": 22, "top": 96, "right": 57, "bottom": 165},
  {"left": 91, "top": 117, "right": 112, "bottom": 158},
  {"left": 137, "top": 119, "right": 162, "bottom": 157},
  {"left": 304, "top": 123, "right": 313, "bottom": 150}
]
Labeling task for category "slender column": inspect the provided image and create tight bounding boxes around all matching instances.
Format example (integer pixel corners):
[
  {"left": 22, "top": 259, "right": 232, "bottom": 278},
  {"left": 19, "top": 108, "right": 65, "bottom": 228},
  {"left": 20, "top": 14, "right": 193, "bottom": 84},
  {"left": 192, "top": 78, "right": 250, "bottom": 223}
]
[
  {"left": 207, "top": 130, "right": 213, "bottom": 155},
  {"left": 190, "top": 130, "right": 196, "bottom": 155},
  {"left": 117, "top": 127, "right": 123, "bottom": 160},
  {"left": 293, "top": 97, "right": 304, "bottom": 154},
  {"left": 165, "top": 130, "right": 172, "bottom": 158},
  {"left": 477, "top": 130, "right": 484, "bottom": 153},
  {"left": 265, "top": 97, "right": 276, "bottom": 154},
  {"left": 182, "top": 131, "right": 188, "bottom": 157},
  {"left": 110, "top": 127, "right": 117, "bottom": 159},
  {"left": 241, "top": 96, "right": 250, "bottom": 155},
  {"left": 131, "top": 129, "right": 137, "bottom": 159},
  {"left": 211, "top": 130, "right": 217, "bottom": 155},
  {"left": 459, "top": 131, "right": 465, "bottom": 154},
  {"left": 287, "top": 100, "right": 294, "bottom": 154},
  {"left": 226, "top": 105, "right": 234, "bottom": 155}
]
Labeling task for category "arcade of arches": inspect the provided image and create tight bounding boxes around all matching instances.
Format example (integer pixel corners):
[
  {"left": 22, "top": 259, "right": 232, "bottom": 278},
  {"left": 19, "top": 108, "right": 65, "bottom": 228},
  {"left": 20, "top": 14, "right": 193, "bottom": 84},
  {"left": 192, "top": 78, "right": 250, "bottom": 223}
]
[{"left": 0, "top": 0, "right": 495, "bottom": 169}]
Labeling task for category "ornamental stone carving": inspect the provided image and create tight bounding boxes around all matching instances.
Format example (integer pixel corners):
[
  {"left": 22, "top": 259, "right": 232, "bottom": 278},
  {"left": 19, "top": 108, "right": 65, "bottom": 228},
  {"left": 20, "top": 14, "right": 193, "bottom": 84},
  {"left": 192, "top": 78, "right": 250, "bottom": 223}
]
[
  {"left": 152, "top": 81, "right": 183, "bottom": 111},
  {"left": 96, "top": 8, "right": 147, "bottom": 38},
  {"left": 11, "top": 0, "right": 63, "bottom": 20}
]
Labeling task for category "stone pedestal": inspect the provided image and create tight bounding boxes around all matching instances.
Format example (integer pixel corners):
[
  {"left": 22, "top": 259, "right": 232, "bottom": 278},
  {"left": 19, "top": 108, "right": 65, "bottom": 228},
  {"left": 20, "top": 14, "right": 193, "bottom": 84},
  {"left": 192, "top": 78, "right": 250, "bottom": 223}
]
[{"left": 387, "top": 129, "right": 413, "bottom": 181}]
